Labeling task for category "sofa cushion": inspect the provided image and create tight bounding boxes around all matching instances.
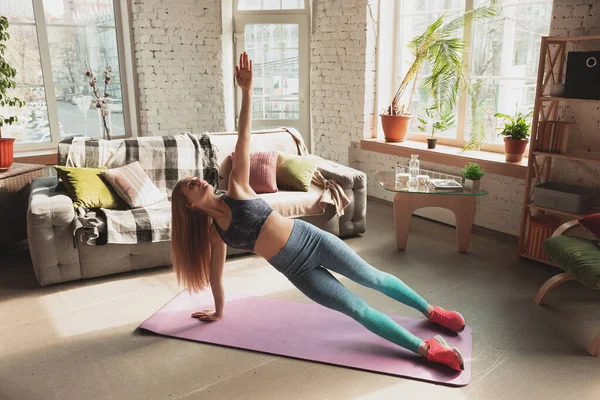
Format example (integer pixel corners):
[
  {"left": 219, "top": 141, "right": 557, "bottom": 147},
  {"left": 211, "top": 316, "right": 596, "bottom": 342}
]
[
  {"left": 543, "top": 235, "right": 600, "bottom": 289},
  {"left": 229, "top": 151, "right": 278, "bottom": 193},
  {"left": 260, "top": 186, "right": 325, "bottom": 218},
  {"left": 101, "top": 161, "right": 165, "bottom": 208},
  {"left": 54, "top": 165, "right": 126, "bottom": 209},
  {"left": 579, "top": 213, "right": 600, "bottom": 240},
  {"left": 276, "top": 152, "right": 318, "bottom": 192}
]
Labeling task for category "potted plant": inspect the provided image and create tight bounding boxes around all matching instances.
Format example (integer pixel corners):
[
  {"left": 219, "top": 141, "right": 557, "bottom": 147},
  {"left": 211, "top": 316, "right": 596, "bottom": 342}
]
[
  {"left": 495, "top": 111, "right": 532, "bottom": 162},
  {"left": 461, "top": 162, "right": 484, "bottom": 190},
  {"left": 380, "top": 2, "right": 498, "bottom": 142},
  {"left": 417, "top": 109, "right": 455, "bottom": 149},
  {"left": 0, "top": 16, "right": 25, "bottom": 170}
]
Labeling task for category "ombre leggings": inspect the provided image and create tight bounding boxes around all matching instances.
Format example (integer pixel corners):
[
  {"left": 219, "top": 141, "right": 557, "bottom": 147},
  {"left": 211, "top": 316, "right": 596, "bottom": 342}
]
[{"left": 267, "top": 219, "right": 429, "bottom": 354}]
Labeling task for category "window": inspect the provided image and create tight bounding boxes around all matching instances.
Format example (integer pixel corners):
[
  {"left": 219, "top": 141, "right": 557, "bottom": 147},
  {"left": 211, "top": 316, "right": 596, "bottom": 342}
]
[
  {"left": 234, "top": 0, "right": 310, "bottom": 146},
  {"left": 385, "top": 0, "right": 552, "bottom": 151},
  {"left": 0, "top": 0, "right": 135, "bottom": 151},
  {"left": 238, "top": 0, "right": 305, "bottom": 11}
]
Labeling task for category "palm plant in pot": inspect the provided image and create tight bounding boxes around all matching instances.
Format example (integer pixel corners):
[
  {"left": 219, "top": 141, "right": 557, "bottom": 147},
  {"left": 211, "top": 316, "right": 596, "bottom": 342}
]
[
  {"left": 495, "top": 111, "right": 532, "bottom": 162},
  {"left": 0, "top": 16, "right": 25, "bottom": 171},
  {"left": 380, "top": 2, "right": 498, "bottom": 143}
]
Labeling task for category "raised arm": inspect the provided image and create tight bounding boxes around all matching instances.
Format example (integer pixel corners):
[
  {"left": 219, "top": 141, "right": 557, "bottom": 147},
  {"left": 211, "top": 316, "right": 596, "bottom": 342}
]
[{"left": 229, "top": 52, "right": 253, "bottom": 193}]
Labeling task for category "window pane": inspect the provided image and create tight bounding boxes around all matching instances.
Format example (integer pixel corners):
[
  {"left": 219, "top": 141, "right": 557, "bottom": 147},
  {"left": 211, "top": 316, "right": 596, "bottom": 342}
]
[
  {"left": 469, "top": 0, "right": 552, "bottom": 144},
  {"left": 238, "top": 0, "right": 304, "bottom": 10},
  {"left": 0, "top": 0, "right": 36, "bottom": 23},
  {"left": 1, "top": 87, "right": 53, "bottom": 144},
  {"left": 467, "top": 78, "right": 536, "bottom": 145},
  {"left": 42, "top": 0, "right": 116, "bottom": 26},
  {"left": 396, "top": 1, "right": 466, "bottom": 138},
  {"left": 0, "top": 1, "right": 52, "bottom": 144},
  {"left": 55, "top": 86, "right": 125, "bottom": 139},
  {"left": 246, "top": 24, "right": 300, "bottom": 121},
  {"left": 43, "top": 0, "right": 126, "bottom": 138}
]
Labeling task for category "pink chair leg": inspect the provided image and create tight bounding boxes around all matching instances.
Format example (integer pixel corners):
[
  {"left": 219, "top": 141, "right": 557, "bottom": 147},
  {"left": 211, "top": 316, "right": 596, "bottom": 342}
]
[
  {"left": 588, "top": 331, "right": 600, "bottom": 357},
  {"left": 534, "top": 273, "right": 575, "bottom": 305}
]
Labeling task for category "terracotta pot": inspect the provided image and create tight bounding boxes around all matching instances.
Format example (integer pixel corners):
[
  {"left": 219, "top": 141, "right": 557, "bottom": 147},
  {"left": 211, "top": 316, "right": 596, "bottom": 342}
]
[
  {"left": 380, "top": 114, "right": 412, "bottom": 142},
  {"left": 504, "top": 138, "right": 529, "bottom": 162},
  {"left": 427, "top": 138, "right": 438, "bottom": 149},
  {"left": 0, "top": 138, "right": 16, "bottom": 171}
]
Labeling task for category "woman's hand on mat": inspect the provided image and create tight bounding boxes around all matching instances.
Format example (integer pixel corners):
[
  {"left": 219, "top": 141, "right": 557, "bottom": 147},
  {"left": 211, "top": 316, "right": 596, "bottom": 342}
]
[
  {"left": 191, "top": 310, "right": 221, "bottom": 322},
  {"left": 236, "top": 52, "right": 252, "bottom": 91}
]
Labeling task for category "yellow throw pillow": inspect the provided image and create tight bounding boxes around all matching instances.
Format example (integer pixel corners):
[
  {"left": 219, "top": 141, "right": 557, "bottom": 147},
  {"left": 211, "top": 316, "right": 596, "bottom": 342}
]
[
  {"left": 54, "top": 165, "right": 126, "bottom": 209},
  {"left": 276, "top": 152, "right": 318, "bottom": 192}
]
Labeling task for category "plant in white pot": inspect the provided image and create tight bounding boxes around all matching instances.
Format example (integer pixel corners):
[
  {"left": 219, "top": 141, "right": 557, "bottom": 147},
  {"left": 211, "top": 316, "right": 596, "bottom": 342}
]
[
  {"left": 380, "top": 2, "right": 498, "bottom": 142},
  {"left": 461, "top": 162, "right": 484, "bottom": 190},
  {"left": 0, "top": 16, "right": 25, "bottom": 171},
  {"left": 494, "top": 111, "right": 532, "bottom": 162}
]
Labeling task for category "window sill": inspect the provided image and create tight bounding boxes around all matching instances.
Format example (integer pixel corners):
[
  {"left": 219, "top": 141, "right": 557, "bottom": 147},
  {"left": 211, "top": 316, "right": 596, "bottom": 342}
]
[
  {"left": 360, "top": 139, "right": 527, "bottom": 179},
  {"left": 14, "top": 149, "right": 58, "bottom": 166}
]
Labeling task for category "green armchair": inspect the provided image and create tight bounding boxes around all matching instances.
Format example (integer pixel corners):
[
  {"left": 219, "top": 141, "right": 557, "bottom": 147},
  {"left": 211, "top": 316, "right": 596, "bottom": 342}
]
[{"left": 535, "top": 218, "right": 600, "bottom": 357}]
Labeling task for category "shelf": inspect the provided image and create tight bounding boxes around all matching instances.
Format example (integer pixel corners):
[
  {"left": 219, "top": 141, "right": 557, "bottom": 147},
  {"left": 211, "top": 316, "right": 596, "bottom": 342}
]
[
  {"left": 538, "top": 96, "right": 600, "bottom": 103},
  {"left": 526, "top": 203, "right": 596, "bottom": 219},
  {"left": 532, "top": 151, "right": 600, "bottom": 164}
]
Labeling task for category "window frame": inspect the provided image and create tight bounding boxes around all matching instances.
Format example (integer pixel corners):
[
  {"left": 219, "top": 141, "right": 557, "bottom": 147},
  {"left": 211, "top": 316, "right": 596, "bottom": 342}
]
[
  {"left": 376, "top": 0, "right": 550, "bottom": 153},
  {"left": 8, "top": 0, "right": 138, "bottom": 154},
  {"left": 232, "top": 0, "right": 311, "bottom": 148}
]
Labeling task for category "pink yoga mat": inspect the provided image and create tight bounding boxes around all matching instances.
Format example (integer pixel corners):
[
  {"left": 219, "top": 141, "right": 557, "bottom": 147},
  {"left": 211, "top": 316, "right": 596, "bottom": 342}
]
[{"left": 139, "top": 292, "right": 472, "bottom": 386}]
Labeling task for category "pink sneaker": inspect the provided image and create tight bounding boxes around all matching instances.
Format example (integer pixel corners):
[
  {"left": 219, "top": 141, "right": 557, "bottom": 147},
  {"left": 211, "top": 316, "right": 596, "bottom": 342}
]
[
  {"left": 425, "top": 335, "right": 464, "bottom": 371},
  {"left": 429, "top": 306, "right": 466, "bottom": 333}
]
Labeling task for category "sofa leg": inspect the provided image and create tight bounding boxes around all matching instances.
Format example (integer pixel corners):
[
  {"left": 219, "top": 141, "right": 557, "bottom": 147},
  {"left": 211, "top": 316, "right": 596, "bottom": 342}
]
[
  {"left": 534, "top": 273, "right": 575, "bottom": 305},
  {"left": 588, "top": 331, "right": 600, "bottom": 357}
]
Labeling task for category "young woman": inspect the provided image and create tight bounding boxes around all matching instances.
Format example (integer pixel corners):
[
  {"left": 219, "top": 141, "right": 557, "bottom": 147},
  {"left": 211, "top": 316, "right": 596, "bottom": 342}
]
[{"left": 171, "top": 53, "right": 466, "bottom": 371}]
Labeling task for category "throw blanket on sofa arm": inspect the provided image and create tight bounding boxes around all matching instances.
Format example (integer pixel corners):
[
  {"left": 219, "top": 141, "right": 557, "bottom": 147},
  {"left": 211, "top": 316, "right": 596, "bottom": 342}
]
[
  {"left": 283, "top": 127, "right": 350, "bottom": 216},
  {"left": 312, "top": 170, "right": 351, "bottom": 217},
  {"left": 62, "top": 133, "right": 220, "bottom": 246}
]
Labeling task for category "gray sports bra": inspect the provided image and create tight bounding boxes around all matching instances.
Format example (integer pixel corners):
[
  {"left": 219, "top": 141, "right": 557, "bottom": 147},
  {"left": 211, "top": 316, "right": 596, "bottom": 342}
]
[{"left": 214, "top": 195, "right": 274, "bottom": 252}]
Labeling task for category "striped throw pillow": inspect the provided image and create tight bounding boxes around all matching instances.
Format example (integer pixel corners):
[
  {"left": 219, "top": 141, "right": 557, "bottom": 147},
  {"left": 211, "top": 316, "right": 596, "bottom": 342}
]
[{"left": 101, "top": 161, "right": 165, "bottom": 208}]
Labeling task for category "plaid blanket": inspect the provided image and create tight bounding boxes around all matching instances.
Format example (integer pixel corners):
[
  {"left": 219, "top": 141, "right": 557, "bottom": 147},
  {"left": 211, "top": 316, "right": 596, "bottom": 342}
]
[{"left": 59, "top": 133, "right": 219, "bottom": 246}]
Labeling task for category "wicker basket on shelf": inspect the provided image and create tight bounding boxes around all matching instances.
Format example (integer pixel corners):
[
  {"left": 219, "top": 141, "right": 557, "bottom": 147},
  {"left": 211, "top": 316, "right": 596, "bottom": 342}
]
[{"left": 525, "top": 214, "right": 561, "bottom": 263}]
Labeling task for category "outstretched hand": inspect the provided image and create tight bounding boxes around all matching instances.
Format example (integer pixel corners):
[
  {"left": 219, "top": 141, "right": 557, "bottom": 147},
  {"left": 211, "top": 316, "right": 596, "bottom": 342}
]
[
  {"left": 191, "top": 309, "right": 221, "bottom": 322},
  {"left": 236, "top": 52, "right": 253, "bottom": 91}
]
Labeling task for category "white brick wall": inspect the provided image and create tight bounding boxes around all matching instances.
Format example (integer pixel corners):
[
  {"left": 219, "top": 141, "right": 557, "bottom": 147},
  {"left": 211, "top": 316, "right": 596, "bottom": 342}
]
[
  {"left": 131, "top": 0, "right": 228, "bottom": 136},
  {"left": 310, "top": 0, "right": 376, "bottom": 166}
]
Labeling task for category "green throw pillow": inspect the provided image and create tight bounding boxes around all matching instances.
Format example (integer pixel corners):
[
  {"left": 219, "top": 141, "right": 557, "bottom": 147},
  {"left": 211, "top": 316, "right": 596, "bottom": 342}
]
[
  {"left": 276, "top": 152, "right": 318, "bottom": 192},
  {"left": 54, "top": 165, "right": 126, "bottom": 209}
]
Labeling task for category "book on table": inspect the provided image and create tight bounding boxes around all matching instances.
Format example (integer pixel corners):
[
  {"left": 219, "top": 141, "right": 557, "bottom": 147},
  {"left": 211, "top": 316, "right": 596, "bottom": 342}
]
[{"left": 429, "top": 179, "right": 463, "bottom": 190}]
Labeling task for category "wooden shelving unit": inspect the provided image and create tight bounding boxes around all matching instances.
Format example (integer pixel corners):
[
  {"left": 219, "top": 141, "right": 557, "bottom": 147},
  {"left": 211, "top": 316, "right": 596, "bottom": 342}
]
[{"left": 518, "top": 36, "right": 600, "bottom": 265}]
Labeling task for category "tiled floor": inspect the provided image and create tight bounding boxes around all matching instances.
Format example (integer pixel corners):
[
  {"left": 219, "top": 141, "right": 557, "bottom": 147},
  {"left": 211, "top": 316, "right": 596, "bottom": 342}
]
[{"left": 1, "top": 201, "right": 599, "bottom": 399}]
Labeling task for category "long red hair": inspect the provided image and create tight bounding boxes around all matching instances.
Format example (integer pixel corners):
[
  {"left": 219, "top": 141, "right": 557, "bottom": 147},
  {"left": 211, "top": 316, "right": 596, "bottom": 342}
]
[{"left": 171, "top": 180, "right": 212, "bottom": 292}]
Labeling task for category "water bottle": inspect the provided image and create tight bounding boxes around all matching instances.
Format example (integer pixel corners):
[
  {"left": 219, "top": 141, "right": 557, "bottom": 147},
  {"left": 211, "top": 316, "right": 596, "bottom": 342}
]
[{"left": 409, "top": 154, "right": 419, "bottom": 186}]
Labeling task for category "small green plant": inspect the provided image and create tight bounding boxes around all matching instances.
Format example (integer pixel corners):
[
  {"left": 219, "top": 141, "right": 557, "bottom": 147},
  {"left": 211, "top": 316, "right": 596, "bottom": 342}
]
[
  {"left": 0, "top": 16, "right": 26, "bottom": 137},
  {"left": 417, "top": 109, "right": 455, "bottom": 138},
  {"left": 461, "top": 162, "right": 484, "bottom": 180},
  {"left": 494, "top": 111, "right": 533, "bottom": 140}
]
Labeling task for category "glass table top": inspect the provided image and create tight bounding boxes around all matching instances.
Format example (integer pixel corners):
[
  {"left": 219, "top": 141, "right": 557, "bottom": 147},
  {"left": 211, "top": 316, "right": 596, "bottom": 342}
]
[{"left": 374, "top": 170, "right": 489, "bottom": 196}]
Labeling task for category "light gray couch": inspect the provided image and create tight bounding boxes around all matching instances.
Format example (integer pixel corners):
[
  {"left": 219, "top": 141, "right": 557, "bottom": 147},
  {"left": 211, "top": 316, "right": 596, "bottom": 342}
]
[{"left": 27, "top": 129, "right": 366, "bottom": 286}]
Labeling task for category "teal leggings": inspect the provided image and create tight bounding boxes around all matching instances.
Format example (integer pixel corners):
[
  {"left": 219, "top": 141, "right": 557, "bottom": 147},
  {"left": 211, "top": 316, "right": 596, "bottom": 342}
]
[{"left": 267, "top": 220, "right": 429, "bottom": 354}]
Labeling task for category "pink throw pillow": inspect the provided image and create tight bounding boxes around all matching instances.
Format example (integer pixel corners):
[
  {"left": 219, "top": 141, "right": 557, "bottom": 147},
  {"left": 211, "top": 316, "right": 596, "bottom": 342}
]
[
  {"left": 231, "top": 151, "right": 278, "bottom": 193},
  {"left": 579, "top": 213, "right": 600, "bottom": 239}
]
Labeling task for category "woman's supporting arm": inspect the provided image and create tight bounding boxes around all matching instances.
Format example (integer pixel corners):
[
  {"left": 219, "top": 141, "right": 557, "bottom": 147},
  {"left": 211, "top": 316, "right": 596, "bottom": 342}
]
[{"left": 209, "top": 227, "right": 227, "bottom": 318}]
